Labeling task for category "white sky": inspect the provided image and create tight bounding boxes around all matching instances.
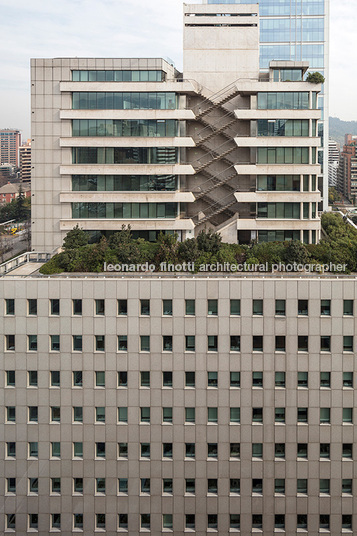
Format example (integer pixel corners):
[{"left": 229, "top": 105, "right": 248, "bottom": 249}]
[{"left": 0, "top": 0, "right": 354, "bottom": 139}]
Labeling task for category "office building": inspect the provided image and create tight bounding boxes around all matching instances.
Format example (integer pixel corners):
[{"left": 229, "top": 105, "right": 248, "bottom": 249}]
[
  {"left": 19, "top": 140, "right": 32, "bottom": 183},
  {"left": 0, "top": 129, "right": 21, "bottom": 168},
  {"left": 328, "top": 137, "right": 339, "bottom": 187},
  {"left": 337, "top": 135, "right": 357, "bottom": 202}
]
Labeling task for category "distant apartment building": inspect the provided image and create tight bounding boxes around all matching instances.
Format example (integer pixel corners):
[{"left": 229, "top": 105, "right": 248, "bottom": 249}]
[
  {"left": 19, "top": 140, "right": 31, "bottom": 183},
  {"left": 328, "top": 137, "right": 339, "bottom": 187},
  {"left": 338, "top": 135, "right": 357, "bottom": 201},
  {"left": 0, "top": 129, "right": 21, "bottom": 167},
  {"left": 0, "top": 182, "right": 31, "bottom": 204}
]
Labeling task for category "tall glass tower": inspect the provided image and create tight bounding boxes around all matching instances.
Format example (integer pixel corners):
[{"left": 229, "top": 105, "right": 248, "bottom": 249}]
[{"left": 204, "top": 0, "right": 329, "bottom": 210}]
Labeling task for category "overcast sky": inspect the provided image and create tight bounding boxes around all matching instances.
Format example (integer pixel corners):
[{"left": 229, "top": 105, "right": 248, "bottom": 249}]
[{"left": 0, "top": 0, "right": 354, "bottom": 140}]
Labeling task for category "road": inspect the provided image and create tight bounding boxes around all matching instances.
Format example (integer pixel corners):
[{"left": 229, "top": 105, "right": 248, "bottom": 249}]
[{"left": 1, "top": 233, "right": 30, "bottom": 263}]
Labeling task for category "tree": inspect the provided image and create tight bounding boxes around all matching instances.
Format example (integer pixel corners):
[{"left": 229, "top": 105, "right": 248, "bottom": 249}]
[
  {"left": 306, "top": 72, "right": 325, "bottom": 84},
  {"left": 196, "top": 229, "right": 222, "bottom": 255},
  {"left": 108, "top": 225, "right": 142, "bottom": 264},
  {"left": 282, "top": 240, "right": 310, "bottom": 265},
  {"left": 63, "top": 225, "right": 88, "bottom": 250}
]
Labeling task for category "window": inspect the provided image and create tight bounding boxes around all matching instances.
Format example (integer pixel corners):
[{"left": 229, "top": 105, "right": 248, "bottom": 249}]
[
  {"left": 185, "top": 371, "right": 195, "bottom": 387},
  {"left": 185, "top": 407, "right": 195, "bottom": 423},
  {"left": 7, "top": 442, "right": 16, "bottom": 457},
  {"left": 96, "top": 514, "right": 106, "bottom": 530},
  {"left": 208, "top": 478, "right": 218, "bottom": 494},
  {"left": 29, "top": 442, "right": 38, "bottom": 457},
  {"left": 140, "top": 299, "right": 150, "bottom": 315},
  {"left": 208, "top": 514, "right": 218, "bottom": 530},
  {"left": 208, "top": 371, "right": 218, "bottom": 387},
  {"left": 275, "top": 335, "right": 285, "bottom": 351},
  {"left": 74, "top": 478, "right": 83, "bottom": 493},
  {"left": 230, "top": 478, "right": 240, "bottom": 494},
  {"left": 95, "top": 335, "right": 105, "bottom": 351},
  {"left": 275, "top": 479, "right": 285, "bottom": 494},
  {"left": 119, "top": 478, "right": 128, "bottom": 494},
  {"left": 343, "top": 300, "right": 353, "bottom": 316},
  {"left": 297, "top": 479, "right": 308, "bottom": 494},
  {"left": 252, "top": 478, "right": 263, "bottom": 494},
  {"left": 162, "top": 514, "right": 173, "bottom": 530},
  {"left": 51, "top": 514, "right": 61, "bottom": 530},
  {"left": 73, "top": 514, "right": 83, "bottom": 529},
  {"left": 118, "top": 335, "right": 127, "bottom": 351},
  {"left": 185, "top": 514, "right": 195, "bottom": 529},
  {"left": 140, "top": 407, "right": 150, "bottom": 423},
  {"left": 252, "top": 443, "right": 263, "bottom": 458},
  {"left": 117, "top": 371, "right": 127, "bottom": 387},
  {"left": 163, "top": 371, "right": 172, "bottom": 387},
  {"left": 73, "top": 371, "right": 83, "bottom": 387},
  {"left": 28, "top": 335, "right": 37, "bottom": 351},
  {"left": 252, "top": 407, "right": 263, "bottom": 423},
  {"left": 320, "top": 407, "right": 330, "bottom": 423},
  {"left": 319, "top": 515, "right": 329, "bottom": 530},
  {"left": 73, "top": 406, "right": 83, "bottom": 422},
  {"left": 28, "top": 299, "right": 37, "bottom": 315},
  {"left": 208, "top": 407, "right": 218, "bottom": 423},
  {"left": 208, "top": 299, "right": 218, "bottom": 315},
  {"left": 230, "top": 514, "right": 240, "bottom": 529},
  {"left": 140, "top": 335, "right": 150, "bottom": 352},
  {"left": 73, "top": 442, "right": 83, "bottom": 458},
  {"left": 343, "top": 335, "right": 353, "bottom": 352},
  {"left": 320, "top": 443, "right": 330, "bottom": 459},
  {"left": 230, "top": 407, "right": 240, "bottom": 423},
  {"left": 50, "top": 299, "right": 60, "bottom": 315},
  {"left": 321, "top": 335, "right": 331, "bottom": 351},
  {"left": 230, "top": 443, "right": 240, "bottom": 458},
  {"left": 6, "top": 406, "right": 15, "bottom": 422},
  {"left": 5, "top": 298, "right": 15, "bottom": 316},
  {"left": 275, "top": 515, "right": 285, "bottom": 529},
  {"left": 297, "top": 443, "right": 308, "bottom": 458},
  {"left": 297, "top": 514, "right": 307, "bottom": 529},
  {"left": 163, "top": 407, "right": 173, "bottom": 423},
  {"left": 140, "top": 478, "right": 151, "bottom": 494},
  {"left": 5, "top": 334, "right": 15, "bottom": 351},
  {"left": 96, "top": 407, "right": 105, "bottom": 423},
  {"left": 343, "top": 443, "right": 352, "bottom": 458},
  {"left": 275, "top": 443, "right": 285, "bottom": 458},
  {"left": 119, "top": 442, "right": 128, "bottom": 458},
  {"left": 6, "top": 478, "right": 16, "bottom": 494},
  {"left": 163, "top": 299, "right": 172, "bottom": 315},
  {"left": 319, "top": 479, "right": 330, "bottom": 495},
  {"left": 118, "top": 407, "right": 128, "bottom": 423},
  {"left": 185, "top": 335, "right": 195, "bottom": 351},
  {"left": 140, "top": 371, "right": 150, "bottom": 387},
  {"left": 343, "top": 408, "right": 353, "bottom": 423},
  {"left": 29, "top": 514, "right": 38, "bottom": 530},
  {"left": 298, "top": 371, "right": 308, "bottom": 387},
  {"left": 298, "top": 299, "right": 308, "bottom": 315},
  {"left": 320, "top": 371, "right": 331, "bottom": 387},
  {"left": 51, "top": 442, "right": 61, "bottom": 458},
  {"left": 298, "top": 335, "right": 308, "bottom": 351},
  {"left": 185, "top": 479, "right": 195, "bottom": 494},
  {"left": 208, "top": 443, "right": 218, "bottom": 458},
  {"left": 185, "top": 299, "right": 195, "bottom": 315},
  {"left": 185, "top": 443, "right": 195, "bottom": 458},
  {"left": 96, "top": 442, "right": 105, "bottom": 458},
  {"left": 342, "top": 515, "right": 352, "bottom": 530},
  {"left": 6, "top": 370, "right": 15, "bottom": 386},
  {"left": 95, "top": 299, "right": 105, "bottom": 315},
  {"left": 230, "top": 371, "right": 240, "bottom": 387},
  {"left": 96, "top": 371, "right": 106, "bottom": 387},
  {"left": 163, "top": 478, "right": 173, "bottom": 494},
  {"left": 298, "top": 408, "right": 308, "bottom": 423},
  {"left": 230, "top": 299, "right": 240, "bottom": 315},
  {"left": 275, "top": 371, "right": 285, "bottom": 387},
  {"left": 28, "top": 406, "right": 38, "bottom": 422},
  {"left": 163, "top": 335, "right": 172, "bottom": 351},
  {"left": 118, "top": 514, "right": 128, "bottom": 530},
  {"left": 252, "top": 371, "right": 263, "bottom": 387},
  {"left": 321, "top": 299, "right": 331, "bottom": 315},
  {"left": 141, "top": 514, "right": 151, "bottom": 530},
  {"left": 230, "top": 335, "right": 240, "bottom": 351},
  {"left": 343, "top": 372, "right": 353, "bottom": 387},
  {"left": 253, "top": 335, "right": 263, "bottom": 351},
  {"left": 118, "top": 299, "right": 127, "bottom": 315},
  {"left": 252, "top": 514, "right": 262, "bottom": 530},
  {"left": 29, "top": 477, "right": 38, "bottom": 493},
  {"left": 50, "top": 371, "right": 60, "bottom": 386},
  {"left": 275, "top": 407, "right": 285, "bottom": 423},
  {"left": 73, "top": 335, "right": 82, "bottom": 351},
  {"left": 275, "top": 299, "right": 285, "bottom": 315},
  {"left": 253, "top": 299, "right": 263, "bottom": 315},
  {"left": 72, "top": 299, "right": 82, "bottom": 315},
  {"left": 139, "top": 442, "right": 150, "bottom": 458},
  {"left": 208, "top": 335, "right": 218, "bottom": 351},
  {"left": 342, "top": 479, "right": 352, "bottom": 494}
]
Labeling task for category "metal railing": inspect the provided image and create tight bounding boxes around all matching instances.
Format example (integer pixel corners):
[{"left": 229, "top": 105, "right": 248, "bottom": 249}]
[{"left": 0, "top": 252, "right": 51, "bottom": 275}]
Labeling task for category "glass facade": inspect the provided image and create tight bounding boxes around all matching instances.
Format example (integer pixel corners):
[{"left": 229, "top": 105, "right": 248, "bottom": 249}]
[
  {"left": 207, "top": 0, "right": 325, "bottom": 16},
  {"left": 257, "top": 202, "right": 301, "bottom": 219},
  {"left": 72, "top": 119, "right": 179, "bottom": 137},
  {"left": 72, "top": 147, "right": 178, "bottom": 165},
  {"left": 258, "top": 229, "right": 301, "bottom": 242},
  {"left": 257, "top": 92, "right": 311, "bottom": 110},
  {"left": 72, "top": 92, "right": 177, "bottom": 110},
  {"left": 257, "top": 119, "right": 312, "bottom": 137},
  {"left": 257, "top": 147, "right": 311, "bottom": 164},
  {"left": 257, "top": 175, "right": 301, "bottom": 191},
  {"left": 72, "top": 175, "right": 178, "bottom": 192},
  {"left": 72, "top": 202, "right": 178, "bottom": 219},
  {"left": 72, "top": 70, "right": 164, "bottom": 82}
]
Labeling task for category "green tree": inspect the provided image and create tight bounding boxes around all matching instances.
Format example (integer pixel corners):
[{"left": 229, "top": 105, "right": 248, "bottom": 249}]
[
  {"left": 63, "top": 225, "right": 88, "bottom": 250},
  {"left": 306, "top": 72, "right": 325, "bottom": 84},
  {"left": 196, "top": 229, "right": 222, "bottom": 255},
  {"left": 283, "top": 241, "right": 310, "bottom": 265}
]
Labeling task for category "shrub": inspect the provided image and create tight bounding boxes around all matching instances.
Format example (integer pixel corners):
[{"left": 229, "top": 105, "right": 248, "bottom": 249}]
[{"left": 306, "top": 72, "right": 325, "bottom": 84}]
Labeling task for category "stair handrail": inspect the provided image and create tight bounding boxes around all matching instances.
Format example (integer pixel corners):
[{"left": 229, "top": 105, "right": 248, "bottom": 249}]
[
  {"left": 194, "top": 111, "right": 237, "bottom": 141},
  {"left": 189, "top": 137, "right": 237, "bottom": 167},
  {"left": 192, "top": 77, "right": 258, "bottom": 114}
]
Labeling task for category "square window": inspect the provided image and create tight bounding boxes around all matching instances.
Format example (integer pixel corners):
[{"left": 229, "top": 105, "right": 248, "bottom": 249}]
[
  {"left": 162, "top": 514, "right": 173, "bottom": 530},
  {"left": 51, "top": 442, "right": 61, "bottom": 458},
  {"left": 140, "top": 371, "right": 150, "bottom": 387},
  {"left": 73, "top": 299, "right": 82, "bottom": 315},
  {"left": 230, "top": 299, "right": 240, "bottom": 315},
  {"left": 208, "top": 443, "right": 218, "bottom": 458},
  {"left": 343, "top": 299, "right": 353, "bottom": 316},
  {"left": 29, "top": 441, "right": 38, "bottom": 457},
  {"left": 321, "top": 299, "right": 331, "bottom": 315},
  {"left": 141, "top": 407, "right": 150, "bottom": 423},
  {"left": 119, "top": 442, "right": 128, "bottom": 458},
  {"left": 73, "top": 371, "right": 83, "bottom": 387},
  {"left": 163, "top": 478, "right": 173, "bottom": 494},
  {"left": 208, "top": 299, "right": 218, "bottom": 315},
  {"left": 96, "top": 407, "right": 105, "bottom": 423},
  {"left": 230, "top": 514, "right": 240, "bottom": 529},
  {"left": 140, "top": 335, "right": 150, "bottom": 352},
  {"left": 275, "top": 478, "right": 285, "bottom": 494},
  {"left": 95, "top": 335, "right": 105, "bottom": 351},
  {"left": 321, "top": 335, "right": 331, "bottom": 351},
  {"left": 140, "top": 443, "right": 150, "bottom": 458},
  {"left": 298, "top": 335, "right": 308, "bottom": 351},
  {"left": 119, "top": 478, "right": 128, "bottom": 493},
  {"left": 28, "top": 335, "right": 37, "bottom": 351},
  {"left": 6, "top": 370, "right": 15, "bottom": 386},
  {"left": 319, "top": 515, "right": 329, "bottom": 530},
  {"left": 185, "top": 407, "right": 195, "bottom": 423},
  {"left": 163, "top": 407, "right": 173, "bottom": 423},
  {"left": 275, "top": 371, "right": 285, "bottom": 387},
  {"left": 320, "top": 407, "right": 330, "bottom": 423},
  {"left": 50, "top": 299, "right": 60, "bottom": 315},
  {"left": 118, "top": 407, "right": 128, "bottom": 423},
  {"left": 29, "top": 513, "right": 38, "bottom": 529},
  {"left": 185, "top": 514, "right": 195, "bottom": 529},
  {"left": 230, "top": 443, "right": 240, "bottom": 458},
  {"left": 230, "top": 335, "right": 240, "bottom": 351},
  {"left": 5, "top": 298, "right": 15, "bottom": 315},
  {"left": 298, "top": 371, "right": 308, "bottom": 387},
  {"left": 275, "top": 515, "right": 285, "bottom": 529},
  {"left": 342, "top": 515, "right": 352, "bottom": 530},
  {"left": 320, "top": 479, "right": 330, "bottom": 494},
  {"left": 230, "top": 407, "right": 240, "bottom": 423},
  {"left": 73, "top": 406, "right": 82, "bottom": 422},
  {"left": 252, "top": 407, "right": 263, "bottom": 422},
  {"left": 141, "top": 514, "right": 150, "bottom": 530},
  {"left": 6, "top": 406, "right": 16, "bottom": 422},
  {"left": 73, "top": 442, "right": 83, "bottom": 458},
  {"left": 343, "top": 371, "right": 353, "bottom": 387},
  {"left": 342, "top": 479, "right": 352, "bottom": 494},
  {"left": 252, "top": 514, "right": 262, "bottom": 529},
  {"left": 29, "top": 477, "right": 38, "bottom": 493},
  {"left": 163, "top": 335, "right": 172, "bottom": 351},
  {"left": 117, "top": 371, "right": 127, "bottom": 387},
  {"left": 74, "top": 477, "right": 83, "bottom": 493},
  {"left": 253, "top": 335, "right": 263, "bottom": 351},
  {"left": 118, "top": 335, "right": 128, "bottom": 351},
  {"left": 208, "top": 514, "right": 218, "bottom": 530},
  {"left": 320, "top": 371, "right": 331, "bottom": 387},
  {"left": 28, "top": 406, "right": 38, "bottom": 422},
  {"left": 297, "top": 514, "right": 307, "bottom": 529},
  {"left": 297, "top": 443, "right": 308, "bottom": 458},
  {"left": 51, "top": 513, "right": 61, "bottom": 529},
  {"left": 208, "top": 335, "right": 218, "bottom": 351},
  {"left": 185, "top": 335, "right": 195, "bottom": 351},
  {"left": 96, "top": 371, "right": 105, "bottom": 387},
  {"left": 7, "top": 442, "right": 16, "bottom": 457},
  {"left": 163, "top": 443, "right": 173, "bottom": 458},
  {"left": 253, "top": 299, "right": 263, "bottom": 315},
  {"left": 208, "top": 371, "right": 218, "bottom": 387},
  {"left": 50, "top": 371, "right": 60, "bottom": 386},
  {"left": 28, "top": 299, "right": 37, "bottom": 316},
  {"left": 207, "top": 478, "right": 218, "bottom": 493},
  {"left": 118, "top": 299, "right": 127, "bottom": 315},
  {"left": 6, "top": 334, "right": 15, "bottom": 351},
  {"left": 118, "top": 514, "right": 128, "bottom": 529},
  {"left": 275, "top": 443, "right": 285, "bottom": 458},
  {"left": 72, "top": 335, "right": 82, "bottom": 351},
  {"left": 185, "top": 371, "right": 195, "bottom": 387},
  {"left": 95, "top": 299, "right": 105, "bottom": 315},
  {"left": 185, "top": 443, "right": 195, "bottom": 458},
  {"left": 96, "top": 478, "right": 105, "bottom": 494},
  {"left": 96, "top": 442, "right": 105, "bottom": 458},
  {"left": 343, "top": 407, "right": 353, "bottom": 423},
  {"left": 51, "top": 478, "right": 61, "bottom": 494},
  {"left": 275, "top": 407, "right": 285, "bottom": 423},
  {"left": 185, "top": 479, "right": 195, "bottom": 494},
  {"left": 140, "top": 299, "right": 150, "bottom": 315},
  {"left": 163, "top": 371, "right": 172, "bottom": 387},
  {"left": 343, "top": 335, "right": 353, "bottom": 352},
  {"left": 230, "top": 371, "right": 240, "bottom": 387},
  {"left": 163, "top": 299, "right": 172, "bottom": 315},
  {"left": 343, "top": 443, "right": 352, "bottom": 458},
  {"left": 252, "top": 443, "right": 263, "bottom": 458},
  {"left": 7, "top": 478, "right": 16, "bottom": 494},
  {"left": 74, "top": 514, "right": 83, "bottom": 529},
  {"left": 96, "top": 513, "right": 106, "bottom": 529},
  {"left": 185, "top": 299, "right": 195, "bottom": 315},
  {"left": 298, "top": 299, "right": 308, "bottom": 315},
  {"left": 230, "top": 478, "right": 240, "bottom": 493},
  {"left": 252, "top": 371, "right": 263, "bottom": 387},
  {"left": 208, "top": 407, "right": 218, "bottom": 423},
  {"left": 297, "top": 407, "right": 308, "bottom": 423},
  {"left": 275, "top": 299, "right": 285, "bottom": 315},
  {"left": 275, "top": 335, "right": 286, "bottom": 351},
  {"left": 320, "top": 443, "right": 330, "bottom": 459},
  {"left": 252, "top": 478, "right": 263, "bottom": 494}
]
